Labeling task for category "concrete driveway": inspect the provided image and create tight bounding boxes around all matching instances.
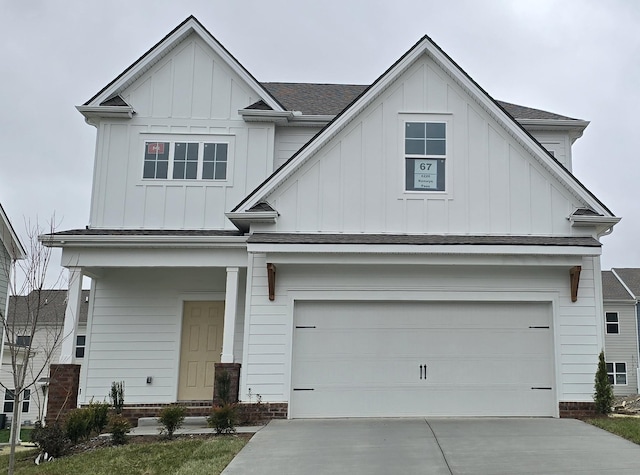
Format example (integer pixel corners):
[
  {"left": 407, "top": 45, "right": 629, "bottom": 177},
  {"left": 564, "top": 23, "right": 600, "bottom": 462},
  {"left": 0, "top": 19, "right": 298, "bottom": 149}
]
[{"left": 222, "top": 418, "right": 640, "bottom": 474}]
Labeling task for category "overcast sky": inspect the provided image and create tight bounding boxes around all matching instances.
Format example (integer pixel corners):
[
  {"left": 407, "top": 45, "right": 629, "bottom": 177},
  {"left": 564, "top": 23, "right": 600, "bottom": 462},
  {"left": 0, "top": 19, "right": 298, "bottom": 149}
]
[{"left": 0, "top": 0, "right": 638, "bottom": 286}]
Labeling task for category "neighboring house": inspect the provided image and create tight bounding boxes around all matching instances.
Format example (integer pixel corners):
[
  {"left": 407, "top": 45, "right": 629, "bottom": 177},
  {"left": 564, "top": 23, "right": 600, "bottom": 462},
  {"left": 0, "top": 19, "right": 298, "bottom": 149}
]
[
  {"left": 602, "top": 270, "right": 638, "bottom": 395},
  {"left": 0, "top": 203, "right": 25, "bottom": 318},
  {"left": 0, "top": 290, "right": 89, "bottom": 424},
  {"left": 44, "top": 17, "right": 620, "bottom": 418}
]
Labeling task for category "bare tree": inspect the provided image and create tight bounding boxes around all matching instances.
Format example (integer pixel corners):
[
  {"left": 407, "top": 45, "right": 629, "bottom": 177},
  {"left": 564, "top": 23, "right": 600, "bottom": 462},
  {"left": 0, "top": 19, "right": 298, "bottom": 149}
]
[{"left": 0, "top": 220, "right": 69, "bottom": 474}]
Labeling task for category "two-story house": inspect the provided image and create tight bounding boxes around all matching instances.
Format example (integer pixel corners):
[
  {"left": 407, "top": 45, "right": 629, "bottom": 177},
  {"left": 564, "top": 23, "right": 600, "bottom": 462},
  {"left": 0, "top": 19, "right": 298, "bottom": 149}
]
[
  {"left": 44, "top": 16, "right": 620, "bottom": 419},
  {"left": 602, "top": 269, "right": 640, "bottom": 396},
  {"left": 0, "top": 290, "right": 89, "bottom": 425}
]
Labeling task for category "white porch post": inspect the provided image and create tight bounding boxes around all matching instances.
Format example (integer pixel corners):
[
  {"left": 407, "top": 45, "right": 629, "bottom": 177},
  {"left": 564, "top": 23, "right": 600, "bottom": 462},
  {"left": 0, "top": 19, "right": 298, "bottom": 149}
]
[
  {"left": 221, "top": 267, "right": 239, "bottom": 363},
  {"left": 59, "top": 267, "right": 83, "bottom": 364}
]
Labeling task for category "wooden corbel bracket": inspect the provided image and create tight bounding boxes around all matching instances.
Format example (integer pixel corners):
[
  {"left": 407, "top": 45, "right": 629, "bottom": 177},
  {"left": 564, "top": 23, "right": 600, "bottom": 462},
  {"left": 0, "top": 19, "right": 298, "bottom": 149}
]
[
  {"left": 267, "top": 263, "right": 276, "bottom": 301},
  {"left": 570, "top": 265, "right": 581, "bottom": 303}
]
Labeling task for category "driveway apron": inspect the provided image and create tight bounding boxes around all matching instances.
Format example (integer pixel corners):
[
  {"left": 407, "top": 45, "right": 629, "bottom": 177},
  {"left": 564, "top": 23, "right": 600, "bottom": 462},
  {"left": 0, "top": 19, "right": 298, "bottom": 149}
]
[{"left": 222, "top": 418, "right": 640, "bottom": 475}]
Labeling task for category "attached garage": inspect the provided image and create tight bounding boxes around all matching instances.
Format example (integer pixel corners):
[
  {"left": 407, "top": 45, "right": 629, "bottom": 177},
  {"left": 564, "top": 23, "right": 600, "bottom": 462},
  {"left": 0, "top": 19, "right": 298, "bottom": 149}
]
[{"left": 290, "top": 300, "right": 556, "bottom": 418}]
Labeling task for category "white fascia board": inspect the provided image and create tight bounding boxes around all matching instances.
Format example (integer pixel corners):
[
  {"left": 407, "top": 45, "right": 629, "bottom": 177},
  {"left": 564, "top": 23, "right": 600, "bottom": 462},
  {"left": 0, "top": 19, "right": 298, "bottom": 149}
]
[
  {"left": 518, "top": 119, "right": 590, "bottom": 142},
  {"left": 238, "top": 109, "right": 293, "bottom": 124},
  {"left": 257, "top": 251, "right": 584, "bottom": 267},
  {"left": 247, "top": 242, "right": 601, "bottom": 257},
  {"left": 40, "top": 233, "right": 247, "bottom": 249},
  {"left": 570, "top": 216, "right": 621, "bottom": 227},
  {"left": 604, "top": 299, "right": 637, "bottom": 305},
  {"left": 61, "top": 246, "right": 248, "bottom": 268},
  {"left": 76, "top": 106, "right": 134, "bottom": 120},
  {"left": 0, "top": 203, "right": 25, "bottom": 259},
  {"left": 86, "top": 19, "right": 283, "bottom": 112}
]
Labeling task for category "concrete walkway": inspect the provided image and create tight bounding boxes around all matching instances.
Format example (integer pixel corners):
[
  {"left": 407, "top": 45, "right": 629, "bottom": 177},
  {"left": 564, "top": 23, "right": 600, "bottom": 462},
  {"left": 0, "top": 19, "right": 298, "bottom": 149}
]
[{"left": 221, "top": 418, "right": 640, "bottom": 475}]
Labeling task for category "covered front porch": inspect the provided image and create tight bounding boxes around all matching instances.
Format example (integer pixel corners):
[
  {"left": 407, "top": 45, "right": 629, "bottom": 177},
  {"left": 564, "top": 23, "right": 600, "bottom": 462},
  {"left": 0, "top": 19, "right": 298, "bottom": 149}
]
[{"left": 43, "top": 230, "right": 252, "bottom": 420}]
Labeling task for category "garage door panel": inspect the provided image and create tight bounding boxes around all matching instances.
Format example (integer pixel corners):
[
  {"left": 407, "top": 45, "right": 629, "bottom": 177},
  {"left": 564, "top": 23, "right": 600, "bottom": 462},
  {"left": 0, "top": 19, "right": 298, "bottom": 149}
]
[{"left": 291, "top": 301, "right": 555, "bottom": 418}]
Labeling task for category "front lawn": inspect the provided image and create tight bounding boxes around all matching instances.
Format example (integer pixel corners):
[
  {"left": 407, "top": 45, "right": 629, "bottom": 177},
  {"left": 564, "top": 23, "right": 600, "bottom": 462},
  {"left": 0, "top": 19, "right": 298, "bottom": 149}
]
[
  {"left": 587, "top": 417, "right": 640, "bottom": 445},
  {"left": 0, "top": 428, "right": 33, "bottom": 444},
  {"left": 0, "top": 435, "right": 247, "bottom": 475}
]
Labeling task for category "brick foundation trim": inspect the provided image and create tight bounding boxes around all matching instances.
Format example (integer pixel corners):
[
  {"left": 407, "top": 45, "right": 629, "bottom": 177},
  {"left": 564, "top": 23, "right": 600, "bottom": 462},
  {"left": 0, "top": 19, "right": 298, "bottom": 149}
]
[
  {"left": 115, "top": 401, "right": 289, "bottom": 427},
  {"left": 559, "top": 402, "right": 597, "bottom": 418},
  {"left": 46, "top": 364, "right": 81, "bottom": 425}
]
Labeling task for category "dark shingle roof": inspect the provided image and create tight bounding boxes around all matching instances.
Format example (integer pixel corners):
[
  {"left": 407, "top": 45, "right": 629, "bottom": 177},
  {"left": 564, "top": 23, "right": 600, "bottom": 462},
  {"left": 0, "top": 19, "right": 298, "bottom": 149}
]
[
  {"left": 247, "top": 233, "right": 600, "bottom": 247},
  {"left": 100, "top": 95, "right": 129, "bottom": 107},
  {"left": 7, "top": 290, "right": 90, "bottom": 326},
  {"left": 258, "top": 82, "right": 579, "bottom": 120},
  {"left": 602, "top": 271, "right": 635, "bottom": 301},
  {"left": 572, "top": 208, "right": 603, "bottom": 217},
  {"left": 612, "top": 269, "right": 640, "bottom": 298}
]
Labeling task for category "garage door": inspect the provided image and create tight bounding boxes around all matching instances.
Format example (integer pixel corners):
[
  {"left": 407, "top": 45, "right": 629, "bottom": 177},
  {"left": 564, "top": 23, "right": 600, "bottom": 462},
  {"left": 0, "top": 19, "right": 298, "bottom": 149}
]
[{"left": 291, "top": 301, "right": 555, "bottom": 418}]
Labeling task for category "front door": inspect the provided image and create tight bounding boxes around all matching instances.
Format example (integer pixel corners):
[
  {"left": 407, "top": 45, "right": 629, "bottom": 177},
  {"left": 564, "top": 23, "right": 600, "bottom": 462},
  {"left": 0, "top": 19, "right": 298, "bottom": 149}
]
[{"left": 177, "top": 301, "right": 225, "bottom": 400}]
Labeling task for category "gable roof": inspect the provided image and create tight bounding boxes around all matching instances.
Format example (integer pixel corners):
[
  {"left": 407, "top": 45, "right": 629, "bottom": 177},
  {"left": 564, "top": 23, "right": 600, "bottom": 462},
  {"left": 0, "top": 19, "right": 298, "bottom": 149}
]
[
  {"left": 612, "top": 268, "right": 640, "bottom": 298},
  {"left": 259, "top": 82, "right": 580, "bottom": 121},
  {"left": 7, "top": 290, "right": 90, "bottom": 327},
  {"left": 602, "top": 271, "right": 635, "bottom": 301},
  {"left": 81, "top": 16, "right": 284, "bottom": 113},
  {"left": 0, "top": 203, "right": 25, "bottom": 260},
  {"left": 232, "top": 34, "right": 615, "bottom": 220}
]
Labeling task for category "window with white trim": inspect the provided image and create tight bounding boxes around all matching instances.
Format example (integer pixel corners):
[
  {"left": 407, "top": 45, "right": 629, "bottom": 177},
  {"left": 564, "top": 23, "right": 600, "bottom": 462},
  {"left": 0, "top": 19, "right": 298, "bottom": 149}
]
[
  {"left": 605, "top": 312, "right": 619, "bottom": 334},
  {"left": 405, "top": 122, "right": 446, "bottom": 191},
  {"left": 606, "top": 362, "right": 627, "bottom": 385},
  {"left": 15, "top": 336, "right": 31, "bottom": 347},
  {"left": 143, "top": 141, "right": 229, "bottom": 181},
  {"left": 75, "top": 335, "right": 86, "bottom": 358},
  {"left": 3, "top": 389, "right": 30, "bottom": 413}
]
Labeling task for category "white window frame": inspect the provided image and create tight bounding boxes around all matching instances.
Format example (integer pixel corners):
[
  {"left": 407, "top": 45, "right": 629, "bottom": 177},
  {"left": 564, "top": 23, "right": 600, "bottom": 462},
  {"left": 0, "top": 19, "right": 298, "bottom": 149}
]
[
  {"left": 399, "top": 114, "right": 452, "bottom": 197},
  {"left": 140, "top": 134, "right": 234, "bottom": 185},
  {"left": 75, "top": 334, "right": 86, "bottom": 359},
  {"left": 605, "top": 312, "right": 619, "bottom": 334},
  {"left": 606, "top": 361, "right": 627, "bottom": 386},
  {"left": 3, "top": 389, "right": 30, "bottom": 414}
]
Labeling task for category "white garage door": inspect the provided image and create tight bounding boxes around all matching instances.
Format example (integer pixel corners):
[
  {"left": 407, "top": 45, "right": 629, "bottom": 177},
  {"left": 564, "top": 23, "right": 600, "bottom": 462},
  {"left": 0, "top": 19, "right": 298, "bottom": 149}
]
[{"left": 291, "top": 301, "right": 555, "bottom": 418}]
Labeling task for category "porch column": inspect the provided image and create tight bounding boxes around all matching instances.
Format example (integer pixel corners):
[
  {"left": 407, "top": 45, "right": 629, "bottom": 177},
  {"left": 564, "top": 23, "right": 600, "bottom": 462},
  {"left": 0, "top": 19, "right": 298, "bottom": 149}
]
[
  {"left": 221, "top": 267, "right": 239, "bottom": 363},
  {"left": 59, "top": 267, "right": 83, "bottom": 363}
]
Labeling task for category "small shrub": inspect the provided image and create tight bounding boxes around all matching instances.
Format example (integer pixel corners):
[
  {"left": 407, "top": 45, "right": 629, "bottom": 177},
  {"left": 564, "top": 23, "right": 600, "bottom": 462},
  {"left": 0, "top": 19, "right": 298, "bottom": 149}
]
[
  {"left": 108, "top": 414, "right": 131, "bottom": 445},
  {"left": 30, "top": 421, "right": 70, "bottom": 458},
  {"left": 158, "top": 405, "right": 186, "bottom": 439},
  {"left": 594, "top": 350, "right": 614, "bottom": 414},
  {"left": 208, "top": 404, "right": 237, "bottom": 434},
  {"left": 64, "top": 408, "right": 93, "bottom": 443},
  {"left": 87, "top": 399, "right": 110, "bottom": 434},
  {"left": 110, "top": 381, "right": 125, "bottom": 414}
]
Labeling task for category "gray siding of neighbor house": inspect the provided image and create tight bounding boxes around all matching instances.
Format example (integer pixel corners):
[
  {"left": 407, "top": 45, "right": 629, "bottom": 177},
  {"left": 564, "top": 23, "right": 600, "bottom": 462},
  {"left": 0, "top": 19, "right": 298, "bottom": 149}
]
[{"left": 604, "top": 303, "right": 639, "bottom": 395}]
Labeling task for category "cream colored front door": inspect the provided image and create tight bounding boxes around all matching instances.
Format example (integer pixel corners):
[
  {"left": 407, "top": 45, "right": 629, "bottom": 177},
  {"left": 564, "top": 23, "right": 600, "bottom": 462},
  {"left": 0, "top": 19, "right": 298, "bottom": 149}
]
[{"left": 178, "top": 301, "right": 225, "bottom": 401}]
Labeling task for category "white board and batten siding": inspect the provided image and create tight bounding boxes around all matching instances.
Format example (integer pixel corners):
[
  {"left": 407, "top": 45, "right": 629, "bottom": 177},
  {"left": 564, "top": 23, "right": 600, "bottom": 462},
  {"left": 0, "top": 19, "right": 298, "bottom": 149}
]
[
  {"left": 262, "top": 55, "right": 585, "bottom": 237},
  {"left": 81, "top": 267, "right": 246, "bottom": 405},
  {"left": 241, "top": 254, "right": 604, "bottom": 416},
  {"left": 604, "top": 302, "right": 639, "bottom": 395},
  {"left": 273, "top": 127, "right": 322, "bottom": 170},
  {"left": 90, "top": 32, "right": 277, "bottom": 230}
]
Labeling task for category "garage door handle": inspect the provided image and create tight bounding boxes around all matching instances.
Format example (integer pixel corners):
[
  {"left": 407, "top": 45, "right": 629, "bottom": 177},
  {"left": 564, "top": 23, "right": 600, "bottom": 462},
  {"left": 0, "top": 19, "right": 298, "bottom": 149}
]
[
  {"left": 420, "top": 364, "right": 427, "bottom": 380},
  {"left": 531, "top": 387, "right": 552, "bottom": 390}
]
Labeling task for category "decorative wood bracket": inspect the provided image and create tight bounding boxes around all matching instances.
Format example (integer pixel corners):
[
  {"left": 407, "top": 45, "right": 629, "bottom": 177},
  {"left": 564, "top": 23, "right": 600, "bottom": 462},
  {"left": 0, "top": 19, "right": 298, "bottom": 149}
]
[
  {"left": 267, "top": 263, "right": 276, "bottom": 301},
  {"left": 570, "top": 266, "right": 581, "bottom": 302}
]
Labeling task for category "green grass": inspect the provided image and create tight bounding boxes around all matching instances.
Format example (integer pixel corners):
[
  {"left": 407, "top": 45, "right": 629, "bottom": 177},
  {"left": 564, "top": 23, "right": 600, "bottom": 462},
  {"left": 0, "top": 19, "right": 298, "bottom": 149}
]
[
  {"left": 0, "top": 429, "right": 33, "bottom": 444},
  {"left": 587, "top": 417, "right": 640, "bottom": 444},
  {"left": 0, "top": 435, "right": 247, "bottom": 475}
]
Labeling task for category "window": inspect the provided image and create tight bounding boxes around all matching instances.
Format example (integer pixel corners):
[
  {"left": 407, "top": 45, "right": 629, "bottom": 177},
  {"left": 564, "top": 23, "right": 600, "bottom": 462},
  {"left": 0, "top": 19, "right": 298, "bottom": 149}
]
[
  {"left": 3, "top": 389, "right": 30, "bottom": 413},
  {"left": 606, "top": 362, "right": 627, "bottom": 385},
  {"left": 143, "top": 142, "right": 170, "bottom": 179},
  {"left": 606, "top": 312, "right": 619, "bottom": 334},
  {"left": 75, "top": 335, "right": 86, "bottom": 358},
  {"left": 405, "top": 122, "right": 446, "bottom": 191},
  {"left": 15, "top": 336, "right": 31, "bottom": 347},
  {"left": 143, "top": 140, "right": 229, "bottom": 181}
]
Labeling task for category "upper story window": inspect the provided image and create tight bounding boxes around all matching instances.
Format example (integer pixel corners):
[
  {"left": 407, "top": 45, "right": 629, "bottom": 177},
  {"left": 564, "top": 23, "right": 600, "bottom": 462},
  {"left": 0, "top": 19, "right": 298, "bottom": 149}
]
[
  {"left": 405, "top": 122, "right": 446, "bottom": 192},
  {"left": 605, "top": 312, "right": 619, "bottom": 334},
  {"left": 75, "top": 335, "right": 86, "bottom": 358},
  {"left": 143, "top": 140, "right": 229, "bottom": 181},
  {"left": 15, "top": 336, "right": 31, "bottom": 347}
]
